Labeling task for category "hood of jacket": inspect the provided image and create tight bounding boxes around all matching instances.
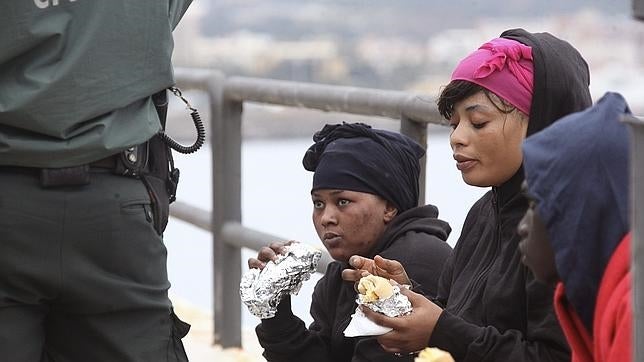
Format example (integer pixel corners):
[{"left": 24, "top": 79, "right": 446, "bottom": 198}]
[
  {"left": 501, "top": 28, "right": 592, "bottom": 137},
  {"left": 522, "top": 92, "right": 631, "bottom": 330},
  {"left": 367, "top": 204, "right": 451, "bottom": 258},
  {"left": 490, "top": 28, "right": 594, "bottom": 210}
]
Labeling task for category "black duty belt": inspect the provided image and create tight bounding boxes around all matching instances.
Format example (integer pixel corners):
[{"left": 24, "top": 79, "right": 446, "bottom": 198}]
[
  {"left": 88, "top": 154, "right": 119, "bottom": 169},
  {"left": 0, "top": 150, "right": 142, "bottom": 188}
]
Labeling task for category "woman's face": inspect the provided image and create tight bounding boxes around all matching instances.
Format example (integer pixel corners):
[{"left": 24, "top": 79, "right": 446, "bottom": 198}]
[
  {"left": 449, "top": 90, "right": 529, "bottom": 187},
  {"left": 311, "top": 189, "right": 396, "bottom": 263},
  {"left": 517, "top": 181, "right": 559, "bottom": 285}
]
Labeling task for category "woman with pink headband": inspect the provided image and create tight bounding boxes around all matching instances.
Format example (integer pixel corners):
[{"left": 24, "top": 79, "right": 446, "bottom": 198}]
[{"left": 343, "top": 28, "right": 591, "bottom": 361}]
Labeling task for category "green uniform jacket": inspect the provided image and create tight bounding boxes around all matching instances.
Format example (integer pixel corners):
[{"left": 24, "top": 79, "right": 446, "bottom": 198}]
[{"left": 0, "top": 0, "right": 192, "bottom": 167}]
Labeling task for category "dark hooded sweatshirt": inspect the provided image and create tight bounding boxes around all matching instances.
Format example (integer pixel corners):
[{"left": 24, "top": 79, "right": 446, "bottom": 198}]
[
  {"left": 427, "top": 29, "right": 592, "bottom": 362},
  {"left": 256, "top": 204, "right": 452, "bottom": 362},
  {"left": 523, "top": 92, "right": 632, "bottom": 360}
]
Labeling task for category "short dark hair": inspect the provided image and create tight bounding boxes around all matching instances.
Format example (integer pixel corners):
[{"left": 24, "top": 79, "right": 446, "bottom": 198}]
[{"left": 437, "top": 80, "right": 517, "bottom": 120}]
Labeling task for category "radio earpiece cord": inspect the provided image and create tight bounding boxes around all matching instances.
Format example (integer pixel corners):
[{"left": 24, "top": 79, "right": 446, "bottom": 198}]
[{"left": 159, "top": 86, "right": 206, "bottom": 154}]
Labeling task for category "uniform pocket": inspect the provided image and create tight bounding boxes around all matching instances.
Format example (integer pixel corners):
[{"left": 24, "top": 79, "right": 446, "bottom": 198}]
[
  {"left": 120, "top": 198, "right": 152, "bottom": 215},
  {"left": 140, "top": 174, "right": 170, "bottom": 235},
  {"left": 167, "top": 309, "right": 190, "bottom": 362}
]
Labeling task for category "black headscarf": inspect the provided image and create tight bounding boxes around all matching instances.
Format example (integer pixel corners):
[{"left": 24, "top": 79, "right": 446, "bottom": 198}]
[
  {"left": 302, "top": 122, "right": 425, "bottom": 212},
  {"left": 500, "top": 28, "right": 592, "bottom": 136}
]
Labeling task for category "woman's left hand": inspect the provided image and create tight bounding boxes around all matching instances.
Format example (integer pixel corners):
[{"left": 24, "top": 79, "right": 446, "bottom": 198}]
[{"left": 361, "top": 287, "right": 443, "bottom": 354}]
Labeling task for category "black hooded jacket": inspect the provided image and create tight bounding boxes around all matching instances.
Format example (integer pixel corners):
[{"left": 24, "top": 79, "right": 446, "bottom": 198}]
[
  {"left": 256, "top": 204, "right": 452, "bottom": 362},
  {"left": 427, "top": 29, "right": 592, "bottom": 362}
]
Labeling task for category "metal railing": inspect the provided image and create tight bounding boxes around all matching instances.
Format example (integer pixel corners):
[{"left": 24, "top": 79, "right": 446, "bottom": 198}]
[
  {"left": 172, "top": 67, "right": 445, "bottom": 348},
  {"left": 624, "top": 115, "right": 644, "bottom": 361}
]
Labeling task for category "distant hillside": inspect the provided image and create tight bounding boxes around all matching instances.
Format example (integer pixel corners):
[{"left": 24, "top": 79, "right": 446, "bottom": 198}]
[{"left": 201, "top": 0, "right": 630, "bottom": 40}]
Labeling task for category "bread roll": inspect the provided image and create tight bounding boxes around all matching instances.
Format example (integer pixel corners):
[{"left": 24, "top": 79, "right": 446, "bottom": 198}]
[
  {"left": 357, "top": 275, "right": 394, "bottom": 302},
  {"left": 415, "top": 347, "right": 454, "bottom": 362}
]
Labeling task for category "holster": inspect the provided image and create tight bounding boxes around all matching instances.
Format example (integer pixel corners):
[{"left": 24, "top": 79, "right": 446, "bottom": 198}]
[{"left": 137, "top": 89, "right": 180, "bottom": 235}]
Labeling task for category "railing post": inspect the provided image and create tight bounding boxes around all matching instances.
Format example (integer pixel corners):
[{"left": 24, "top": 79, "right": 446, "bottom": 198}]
[
  {"left": 634, "top": 0, "right": 644, "bottom": 20},
  {"left": 208, "top": 71, "right": 243, "bottom": 348},
  {"left": 624, "top": 115, "right": 644, "bottom": 362},
  {"left": 400, "top": 116, "right": 428, "bottom": 206}
]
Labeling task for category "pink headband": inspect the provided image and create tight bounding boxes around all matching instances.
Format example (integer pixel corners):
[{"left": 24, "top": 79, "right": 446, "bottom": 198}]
[{"left": 451, "top": 38, "right": 534, "bottom": 115}]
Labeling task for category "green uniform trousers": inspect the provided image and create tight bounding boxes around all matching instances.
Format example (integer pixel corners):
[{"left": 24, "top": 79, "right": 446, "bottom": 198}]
[{"left": 0, "top": 169, "right": 189, "bottom": 361}]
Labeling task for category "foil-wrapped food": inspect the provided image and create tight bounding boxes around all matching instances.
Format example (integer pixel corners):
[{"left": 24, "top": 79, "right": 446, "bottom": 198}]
[
  {"left": 240, "top": 242, "right": 322, "bottom": 319},
  {"left": 357, "top": 274, "right": 412, "bottom": 317},
  {"left": 343, "top": 274, "right": 412, "bottom": 337}
]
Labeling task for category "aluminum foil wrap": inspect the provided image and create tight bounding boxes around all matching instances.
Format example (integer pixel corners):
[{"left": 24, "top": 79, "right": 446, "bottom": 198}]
[
  {"left": 357, "top": 285, "right": 412, "bottom": 317},
  {"left": 240, "top": 242, "right": 322, "bottom": 319}
]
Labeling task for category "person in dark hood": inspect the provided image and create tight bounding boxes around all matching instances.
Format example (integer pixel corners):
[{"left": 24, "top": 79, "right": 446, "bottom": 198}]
[
  {"left": 518, "top": 92, "right": 633, "bottom": 362},
  {"left": 248, "top": 122, "right": 452, "bottom": 361},
  {"left": 342, "top": 29, "right": 591, "bottom": 361}
]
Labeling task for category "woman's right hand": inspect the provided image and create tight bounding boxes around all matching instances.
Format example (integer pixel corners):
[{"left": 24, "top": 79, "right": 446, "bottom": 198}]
[
  {"left": 341, "top": 255, "right": 411, "bottom": 286},
  {"left": 247, "top": 240, "right": 294, "bottom": 270},
  {"left": 361, "top": 287, "right": 443, "bottom": 354}
]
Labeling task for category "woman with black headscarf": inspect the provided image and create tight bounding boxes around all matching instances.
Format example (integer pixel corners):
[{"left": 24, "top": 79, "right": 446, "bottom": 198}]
[
  {"left": 248, "top": 122, "right": 452, "bottom": 361},
  {"left": 343, "top": 28, "right": 592, "bottom": 361}
]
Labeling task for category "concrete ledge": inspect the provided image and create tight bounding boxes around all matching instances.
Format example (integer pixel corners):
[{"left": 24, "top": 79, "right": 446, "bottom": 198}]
[{"left": 171, "top": 295, "right": 266, "bottom": 361}]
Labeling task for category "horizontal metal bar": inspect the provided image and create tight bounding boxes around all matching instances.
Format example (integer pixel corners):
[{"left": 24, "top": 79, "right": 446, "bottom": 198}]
[
  {"left": 169, "top": 203, "right": 332, "bottom": 274},
  {"left": 174, "top": 67, "right": 214, "bottom": 90},
  {"left": 174, "top": 67, "right": 445, "bottom": 126},
  {"left": 224, "top": 76, "right": 444, "bottom": 125},
  {"left": 170, "top": 201, "right": 212, "bottom": 231},
  {"left": 222, "top": 221, "right": 333, "bottom": 274}
]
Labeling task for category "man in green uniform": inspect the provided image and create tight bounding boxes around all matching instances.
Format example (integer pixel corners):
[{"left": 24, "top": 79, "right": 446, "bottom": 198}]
[{"left": 0, "top": 1, "right": 192, "bottom": 360}]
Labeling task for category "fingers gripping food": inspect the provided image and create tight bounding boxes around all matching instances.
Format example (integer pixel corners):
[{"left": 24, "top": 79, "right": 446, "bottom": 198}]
[
  {"left": 343, "top": 274, "right": 412, "bottom": 337},
  {"left": 357, "top": 274, "right": 394, "bottom": 303}
]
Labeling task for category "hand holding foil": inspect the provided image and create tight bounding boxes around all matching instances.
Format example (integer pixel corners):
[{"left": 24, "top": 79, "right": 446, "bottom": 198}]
[
  {"left": 344, "top": 275, "right": 412, "bottom": 337},
  {"left": 240, "top": 241, "right": 322, "bottom": 319}
]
